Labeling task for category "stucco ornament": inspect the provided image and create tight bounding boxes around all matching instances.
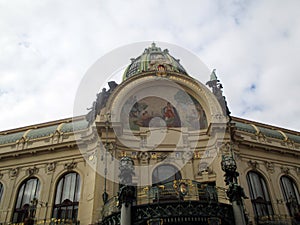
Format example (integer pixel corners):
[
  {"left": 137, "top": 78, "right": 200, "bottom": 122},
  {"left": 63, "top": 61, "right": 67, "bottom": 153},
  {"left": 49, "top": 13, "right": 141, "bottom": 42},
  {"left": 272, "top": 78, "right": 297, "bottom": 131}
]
[{"left": 73, "top": 42, "right": 227, "bottom": 186}]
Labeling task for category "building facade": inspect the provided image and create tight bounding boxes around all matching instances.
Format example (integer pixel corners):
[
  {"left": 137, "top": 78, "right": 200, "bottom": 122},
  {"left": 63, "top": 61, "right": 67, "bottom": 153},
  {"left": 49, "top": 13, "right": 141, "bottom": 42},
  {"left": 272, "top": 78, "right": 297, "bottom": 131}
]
[{"left": 0, "top": 43, "right": 299, "bottom": 225}]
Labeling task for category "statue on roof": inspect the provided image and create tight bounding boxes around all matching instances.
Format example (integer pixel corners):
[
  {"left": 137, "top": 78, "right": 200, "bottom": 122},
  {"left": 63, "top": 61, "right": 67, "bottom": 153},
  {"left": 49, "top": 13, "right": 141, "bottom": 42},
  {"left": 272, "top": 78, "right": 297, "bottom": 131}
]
[
  {"left": 206, "top": 69, "right": 231, "bottom": 121},
  {"left": 86, "top": 81, "right": 118, "bottom": 125}
]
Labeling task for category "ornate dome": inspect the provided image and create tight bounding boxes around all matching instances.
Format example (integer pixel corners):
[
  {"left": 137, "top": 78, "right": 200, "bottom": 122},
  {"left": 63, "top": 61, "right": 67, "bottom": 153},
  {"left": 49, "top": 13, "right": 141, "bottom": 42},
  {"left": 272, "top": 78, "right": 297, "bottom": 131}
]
[{"left": 123, "top": 43, "right": 188, "bottom": 80}]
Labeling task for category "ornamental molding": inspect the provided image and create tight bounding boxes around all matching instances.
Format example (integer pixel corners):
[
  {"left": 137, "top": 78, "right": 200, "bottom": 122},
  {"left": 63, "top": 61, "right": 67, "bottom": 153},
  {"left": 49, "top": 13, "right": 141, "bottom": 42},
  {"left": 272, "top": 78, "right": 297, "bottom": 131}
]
[
  {"left": 182, "top": 150, "right": 193, "bottom": 162},
  {"left": 198, "top": 161, "right": 213, "bottom": 175},
  {"left": 46, "top": 162, "right": 56, "bottom": 173},
  {"left": 257, "top": 133, "right": 267, "bottom": 143},
  {"left": 27, "top": 166, "right": 39, "bottom": 176},
  {"left": 64, "top": 161, "right": 77, "bottom": 171},
  {"left": 248, "top": 160, "right": 259, "bottom": 170},
  {"left": 281, "top": 166, "right": 290, "bottom": 175},
  {"left": 9, "top": 168, "right": 19, "bottom": 178},
  {"left": 108, "top": 74, "right": 226, "bottom": 127},
  {"left": 295, "top": 167, "right": 300, "bottom": 175},
  {"left": 137, "top": 152, "right": 150, "bottom": 163},
  {"left": 264, "top": 161, "right": 275, "bottom": 174}
]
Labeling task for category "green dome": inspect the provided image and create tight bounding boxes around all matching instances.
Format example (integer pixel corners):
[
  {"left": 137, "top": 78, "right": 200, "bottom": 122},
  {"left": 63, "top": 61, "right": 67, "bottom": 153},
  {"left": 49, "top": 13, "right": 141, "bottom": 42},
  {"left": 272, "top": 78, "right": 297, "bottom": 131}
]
[{"left": 123, "top": 43, "right": 188, "bottom": 80}]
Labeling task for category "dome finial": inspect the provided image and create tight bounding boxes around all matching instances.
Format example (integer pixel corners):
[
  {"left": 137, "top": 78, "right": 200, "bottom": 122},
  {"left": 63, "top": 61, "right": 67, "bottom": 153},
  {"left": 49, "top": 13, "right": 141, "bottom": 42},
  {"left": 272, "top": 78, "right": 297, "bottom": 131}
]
[{"left": 151, "top": 42, "right": 156, "bottom": 48}]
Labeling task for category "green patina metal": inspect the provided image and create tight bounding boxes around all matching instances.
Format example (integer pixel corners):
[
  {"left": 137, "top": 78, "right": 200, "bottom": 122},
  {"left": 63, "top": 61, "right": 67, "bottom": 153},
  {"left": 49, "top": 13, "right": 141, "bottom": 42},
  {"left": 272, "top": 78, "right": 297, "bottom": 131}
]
[
  {"left": 256, "top": 126, "right": 285, "bottom": 140},
  {"left": 0, "top": 131, "right": 25, "bottom": 145},
  {"left": 286, "top": 133, "right": 300, "bottom": 143},
  {"left": 27, "top": 125, "right": 58, "bottom": 140},
  {"left": 60, "top": 120, "right": 89, "bottom": 133},
  {"left": 234, "top": 121, "right": 256, "bottom": 134},
  {"left": 0, "top": 120, "right": 89, "bottom": 145},
  {"left": 123, "top": 43, "right": 188, "bottom": 80},
  {"left": 234, "top": 120, "right": 300, "bottom": 143}
]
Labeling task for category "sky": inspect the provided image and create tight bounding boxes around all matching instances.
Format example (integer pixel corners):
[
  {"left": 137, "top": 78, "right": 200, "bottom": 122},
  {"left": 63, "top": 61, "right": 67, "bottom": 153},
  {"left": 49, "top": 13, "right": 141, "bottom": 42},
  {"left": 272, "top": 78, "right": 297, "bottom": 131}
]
[{"left": 0, "top": 0, "right": 300, "bottom": 131}]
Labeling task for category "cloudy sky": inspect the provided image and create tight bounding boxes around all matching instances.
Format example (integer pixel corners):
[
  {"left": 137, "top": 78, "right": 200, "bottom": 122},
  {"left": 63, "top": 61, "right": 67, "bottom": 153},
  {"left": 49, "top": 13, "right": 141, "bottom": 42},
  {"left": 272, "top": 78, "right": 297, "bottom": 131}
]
[{"left": 0, "top": 0, "right": 299, "bottom": 131}]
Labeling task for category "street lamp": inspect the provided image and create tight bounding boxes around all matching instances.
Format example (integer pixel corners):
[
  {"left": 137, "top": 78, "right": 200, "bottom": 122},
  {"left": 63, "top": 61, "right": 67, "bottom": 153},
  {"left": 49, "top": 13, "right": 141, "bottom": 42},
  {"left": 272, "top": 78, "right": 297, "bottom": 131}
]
[
  {"left": 221, "top": 154, "right": 238, "bottom": 185},
  {"left": 221, "top": 151, "right": 247, "bottom": 225}
]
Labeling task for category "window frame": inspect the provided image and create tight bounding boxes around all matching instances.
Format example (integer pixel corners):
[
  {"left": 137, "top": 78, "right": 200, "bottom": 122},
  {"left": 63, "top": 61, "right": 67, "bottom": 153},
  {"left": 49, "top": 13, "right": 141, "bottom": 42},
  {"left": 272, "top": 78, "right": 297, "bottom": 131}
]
[
  {"left": 152, "top": 164, "right": 182, "bottom": 185},
  {"left": 280, "top": 175, "right": 300, "bottom": 216},
  {"left": 0, "top": 182, "right": 3, "bottom": 205},
  {"left": 246, "top": 171, "right": 274, "bottom": 219},
  {"left": 12, "top": 177, "right": 40, "bottom": 223},
  {"left": 52, "top": 172, "right": 81, "bottom": 221},
  {"left": 152, "top": 164, "right": 182, "bottom": 202}
]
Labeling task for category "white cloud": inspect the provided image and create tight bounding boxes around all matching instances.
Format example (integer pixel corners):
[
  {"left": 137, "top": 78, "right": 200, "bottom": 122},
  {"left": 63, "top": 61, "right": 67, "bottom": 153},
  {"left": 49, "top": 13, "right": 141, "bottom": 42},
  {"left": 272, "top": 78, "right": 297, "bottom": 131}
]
[{"left": 0, "top": 0, "right": 299, "bottom": 131}]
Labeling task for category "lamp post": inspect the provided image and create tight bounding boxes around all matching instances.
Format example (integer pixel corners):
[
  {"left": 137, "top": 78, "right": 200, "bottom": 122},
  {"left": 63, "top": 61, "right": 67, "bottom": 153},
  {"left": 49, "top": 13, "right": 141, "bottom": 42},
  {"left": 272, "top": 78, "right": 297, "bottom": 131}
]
[
  {"left": 27, "top": 198, "right": 48, "bottom": 225},
  {"left": 221, "top": 153, "right": 248, "bottom": 225},
  {"left": 102, "top": 115, "right": 112, "bottom": 204},
  {"left": 207, "top": 69, "right": 245, "bottom": 224},
  {"left": 118, "top": 156, "right": 135, "bottom": 225}
]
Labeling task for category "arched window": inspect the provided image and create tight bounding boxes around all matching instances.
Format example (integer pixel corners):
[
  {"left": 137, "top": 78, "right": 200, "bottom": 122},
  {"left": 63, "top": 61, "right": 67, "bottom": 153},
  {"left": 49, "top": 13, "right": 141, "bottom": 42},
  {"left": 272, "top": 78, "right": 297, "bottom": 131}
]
[
  {"left": 246, "top": 171, "right": 273, "bottom": 218},
  {"left": 280, "top": 176, "right": 300, "bottom": 216},
  {"left": 52, "top": 172, "right": 81, "bottom": 221},
  {"left": 0, "top": 182, "right": 3, "bottom": 204},
  {"left": 152, "top": 164, "right": 182, "bottom": 202},
  {"left": 152, "top": 164, "right": 181, "bottom": 184},
  {"left": 12, "top": 178, "right": 40, "bottom": 223}
]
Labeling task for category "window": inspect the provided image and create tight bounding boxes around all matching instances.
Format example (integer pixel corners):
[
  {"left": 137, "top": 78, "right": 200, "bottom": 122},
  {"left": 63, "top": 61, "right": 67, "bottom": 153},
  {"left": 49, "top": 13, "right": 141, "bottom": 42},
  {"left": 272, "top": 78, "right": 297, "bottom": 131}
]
[
  {"left": 246, "top": 171, "right": 273, "bottom": 218},
  {"left": 52, "top": 172, "right": 81, "bottom": 221},
  {"left": 280, "top": 176, "right": 300, "bottom": 216},
  {"left": 152, "top": 164, "right": 182, "bottom": 202},
  {"left": 12, "top": 178, "right": 40, "bottom": 223},
  {"left": 0, "top": 182, "right": 3, "bottom": 204},
  {"left": 152, "top": 164, "right": 181, "bottom": 185}
]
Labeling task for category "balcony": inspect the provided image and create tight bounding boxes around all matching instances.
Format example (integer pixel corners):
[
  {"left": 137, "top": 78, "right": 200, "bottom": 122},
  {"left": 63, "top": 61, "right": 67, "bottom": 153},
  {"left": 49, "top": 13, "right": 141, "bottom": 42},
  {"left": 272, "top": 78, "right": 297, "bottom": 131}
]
[{"left": 100, "top": 180, "right": 234, "bottom": 225}]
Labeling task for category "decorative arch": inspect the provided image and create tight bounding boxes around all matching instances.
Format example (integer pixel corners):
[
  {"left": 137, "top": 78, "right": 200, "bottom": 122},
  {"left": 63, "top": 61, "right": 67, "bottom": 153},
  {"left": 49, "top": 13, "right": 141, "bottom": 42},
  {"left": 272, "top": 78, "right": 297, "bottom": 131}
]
[
  {"left": 246, "top": 171, "right": 274, "bottom": 219},
  {"left": 52, "top": 172, "right": 81, "bottom": 221},
  {"left": 152, "top": 164, "right": 182, "bottom": 185},
  {"left": 280, "top": 175, "right": 300, "bottom": 216},
  {"left": 12, "top": 177, "right": 40, "bottom": 223},
  {"left": 108, "top": 74, "right": 227, "bottom": 130}
]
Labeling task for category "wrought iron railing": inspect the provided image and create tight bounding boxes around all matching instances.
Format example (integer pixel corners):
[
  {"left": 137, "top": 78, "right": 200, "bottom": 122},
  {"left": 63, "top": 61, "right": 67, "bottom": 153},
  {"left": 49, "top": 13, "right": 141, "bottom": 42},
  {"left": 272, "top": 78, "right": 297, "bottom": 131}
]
[{"left": 102, "top": 179, "right": 228, "bottom": 218}]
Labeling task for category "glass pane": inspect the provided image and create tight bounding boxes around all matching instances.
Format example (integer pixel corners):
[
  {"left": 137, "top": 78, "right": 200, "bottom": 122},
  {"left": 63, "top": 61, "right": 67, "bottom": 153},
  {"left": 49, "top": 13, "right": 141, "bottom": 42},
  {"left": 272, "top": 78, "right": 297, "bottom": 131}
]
[
  {"left": 0, "top": 182, "right": 3, "bottom": 203},
  {"left": 55, "top": 179, "right": 63, "bottom": 204},
  {"left": 35, "top": 179, "right": 40, "bottom": 198},
  {"left": 292, "top": 182, "right": 300, "bottom": 203},
  {"left": 69, "top": 174, "right": 76, "bottom": 201},
  {"left": 53, "top": 208, "right": 58, "bottom": 218},
  {"left": 153, "top": 165, "right": 181, "bottom": 184},
  {"left": 73, "top": 206, "right": 78, "bottom": 220},
  {"left": 280, "top": 177, "right": 289, "bottom": 201},
  {"left": 53, "top": 172, "right": 80, "bottom": 221},
  {"left": 280, "top": 176, "right": 300, "bottom": 216},
  {"left": 62, "top": 175, "right": 70, "bottom": 201},
  {"left": 253, "top": 173, "right": 264, "bottom": 199},
  {"left": 13, "top": 178, "right": 40, "bottom": 223},
  {"left": 16, "top": 184, "right": 24, "bottom": 208},
  {"left": 247, "top": 171, "right": 273, "bottom": 217},
  {"left": 261, "top": 178, "right": 270, "bottom": 201},
  {"left": 281, "top": 176, "right": 299, "bottom": 203}
]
